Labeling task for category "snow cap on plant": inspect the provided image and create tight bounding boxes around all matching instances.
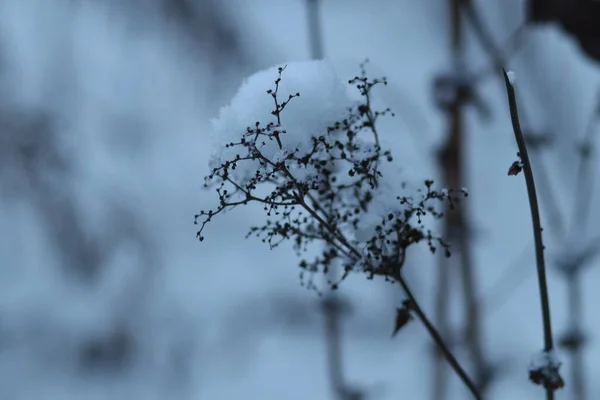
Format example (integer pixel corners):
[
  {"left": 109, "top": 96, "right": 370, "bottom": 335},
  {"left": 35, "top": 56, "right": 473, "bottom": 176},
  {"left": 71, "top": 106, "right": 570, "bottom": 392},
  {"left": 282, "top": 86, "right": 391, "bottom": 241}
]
[
  {"left": 209, "top": 60, "right": 356, "bottom": 185},
  {"left": 197, "top": 60, "right": 464, "bottom": 287}
]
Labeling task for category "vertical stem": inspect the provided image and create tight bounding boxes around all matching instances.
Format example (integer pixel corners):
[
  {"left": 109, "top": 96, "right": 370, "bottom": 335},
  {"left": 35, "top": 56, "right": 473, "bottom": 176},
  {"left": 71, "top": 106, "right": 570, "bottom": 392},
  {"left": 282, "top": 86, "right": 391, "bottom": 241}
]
[
  {"left": 435, "top": 0, "right": 488, "bottom": 397},
  {"left": 306, "top": 4, "right": 348, "bottom": 398},
  {"left": 322, "top": 297, "right": 346, "bottom": 399},
  {"left": 306, "top": 0, "right": 324, "bottom": 59},
  {"left": 566, "top": 272, "right": 585, "bottom": 400},
  {"left": 503, "top": 70, "right": 556, "bottom": 400}
]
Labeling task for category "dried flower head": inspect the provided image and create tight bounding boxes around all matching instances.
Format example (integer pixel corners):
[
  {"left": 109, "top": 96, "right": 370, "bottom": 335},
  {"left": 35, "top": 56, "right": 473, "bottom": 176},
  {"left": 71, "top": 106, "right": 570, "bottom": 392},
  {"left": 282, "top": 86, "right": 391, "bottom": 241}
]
[{"left": 196, "top": 60, "right": 465, "bottom": 289}]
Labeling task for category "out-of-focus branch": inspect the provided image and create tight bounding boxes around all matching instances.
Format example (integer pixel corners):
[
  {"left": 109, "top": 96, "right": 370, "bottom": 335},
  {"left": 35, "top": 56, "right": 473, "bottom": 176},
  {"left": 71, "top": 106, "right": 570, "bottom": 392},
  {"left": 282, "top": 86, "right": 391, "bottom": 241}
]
[
  {"left": 556, "top": 91, "right": 600, "bottom": 400},
  {"left": 433, "top": 0, "right": 491, "bottom": 398},
  {"left": 305, "top": 2, "right": 358, "bottom": 399},
  {"left": 306, "top": 0, "right": 324, "bottom": 59},
  {"left": 433, "top": 2, "right": 462, "bottom": 399}
]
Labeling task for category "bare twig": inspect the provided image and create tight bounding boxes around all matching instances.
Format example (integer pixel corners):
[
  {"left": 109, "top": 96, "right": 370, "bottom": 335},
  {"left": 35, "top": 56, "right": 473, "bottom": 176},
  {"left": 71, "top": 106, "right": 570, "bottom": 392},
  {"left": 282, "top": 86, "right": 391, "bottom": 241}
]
[
  {"left": 397, "top": 274, "right": 483, "bottom": 400},
  {"left": 463, "top": 0, "right": 565, "bottom": 237},
  {"left": 503, "top": 69, "right": 557, "bottom": 400}
]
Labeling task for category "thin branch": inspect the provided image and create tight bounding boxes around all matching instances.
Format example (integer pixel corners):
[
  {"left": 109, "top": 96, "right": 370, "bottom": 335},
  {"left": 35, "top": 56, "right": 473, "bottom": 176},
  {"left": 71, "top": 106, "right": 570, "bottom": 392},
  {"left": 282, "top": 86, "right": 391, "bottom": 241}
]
[
  {"left": 299, "top": 193, "right": 481, "bottom": 399},
  {"left": 463, "top": 0, "right": 565, "bottom": 237},
  {"left": 397, "top": 274, "right": 482, "bottom": 400},
  {"left": 503, "top": 69, "right": 556, "bottom": 400}
]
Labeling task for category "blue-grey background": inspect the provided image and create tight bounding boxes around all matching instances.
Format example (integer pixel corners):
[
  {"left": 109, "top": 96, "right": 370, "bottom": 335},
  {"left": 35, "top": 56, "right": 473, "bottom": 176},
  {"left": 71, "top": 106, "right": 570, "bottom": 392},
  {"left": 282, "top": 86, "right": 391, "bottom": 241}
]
[{"left": 1, "top": 1, "right": 599, "bottom": 399}]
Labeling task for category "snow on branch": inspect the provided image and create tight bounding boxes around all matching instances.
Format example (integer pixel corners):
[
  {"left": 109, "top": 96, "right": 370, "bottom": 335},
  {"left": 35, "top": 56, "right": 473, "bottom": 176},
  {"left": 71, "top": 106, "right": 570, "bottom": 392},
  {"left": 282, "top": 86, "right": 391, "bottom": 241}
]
[
  {"left": 196, "top": 60, "right": 466, "bottom": 287},
  {"left": 529, "top": 349, "right": 565, "bottom": 391}
]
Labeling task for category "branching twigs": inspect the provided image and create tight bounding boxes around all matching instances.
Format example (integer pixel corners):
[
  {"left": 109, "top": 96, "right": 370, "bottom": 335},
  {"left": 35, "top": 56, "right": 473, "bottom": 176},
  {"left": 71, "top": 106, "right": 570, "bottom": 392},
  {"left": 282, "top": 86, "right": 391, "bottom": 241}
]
[
  {"left": 502, "top": 69, "right": 563, "bottom": 398},
  {"left": 199, "top": 63, "right": 481, "bottom": 399}
]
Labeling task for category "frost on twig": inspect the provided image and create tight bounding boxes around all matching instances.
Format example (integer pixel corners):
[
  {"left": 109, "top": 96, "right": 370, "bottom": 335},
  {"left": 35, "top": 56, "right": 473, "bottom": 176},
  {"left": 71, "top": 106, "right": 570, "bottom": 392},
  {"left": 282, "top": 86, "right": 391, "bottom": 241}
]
[
  {"left": 528, "top": 350, "right": 565, "bottom": 391},
  {"left": 506, "top": 70, "right": 516, "bottom": 85},
  {"left": 196, "top": 60, "right": 466, "bottom": 288}
]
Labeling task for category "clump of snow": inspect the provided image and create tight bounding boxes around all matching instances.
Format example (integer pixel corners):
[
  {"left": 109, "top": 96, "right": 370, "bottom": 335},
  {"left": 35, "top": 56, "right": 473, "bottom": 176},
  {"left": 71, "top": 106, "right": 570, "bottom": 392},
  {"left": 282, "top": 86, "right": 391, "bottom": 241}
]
[
  {"left": 529, "top": 349, "right": 561, "bottom": 371},
  {"left": 506, "top": 70, "right": 516, "bottom": 85},
  {"left": 209, "top": 60, "right": 356, "bottom": 184},
  {"left": 529, "top": 349, "right": 564, "bottom": 389},
  {"left": 206, "top": 59, "right": 448, "bottom": 258}
]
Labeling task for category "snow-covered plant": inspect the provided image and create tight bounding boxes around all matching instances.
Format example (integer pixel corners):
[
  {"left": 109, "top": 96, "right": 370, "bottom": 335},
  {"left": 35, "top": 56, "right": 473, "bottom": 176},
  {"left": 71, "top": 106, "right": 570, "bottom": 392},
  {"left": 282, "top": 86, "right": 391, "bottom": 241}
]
[
  {"left": 196, "top": 60, "right": 482, "bottom": 398},
  {"left": 195, "top": 60, "right": 466, "bottom": 287}
]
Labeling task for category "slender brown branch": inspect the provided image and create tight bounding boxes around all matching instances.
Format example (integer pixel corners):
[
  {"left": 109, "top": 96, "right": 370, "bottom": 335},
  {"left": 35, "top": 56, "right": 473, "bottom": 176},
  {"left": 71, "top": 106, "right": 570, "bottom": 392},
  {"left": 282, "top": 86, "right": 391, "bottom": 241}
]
[{"left": 502, "top": 69, "right": 556, "bottom": 400}]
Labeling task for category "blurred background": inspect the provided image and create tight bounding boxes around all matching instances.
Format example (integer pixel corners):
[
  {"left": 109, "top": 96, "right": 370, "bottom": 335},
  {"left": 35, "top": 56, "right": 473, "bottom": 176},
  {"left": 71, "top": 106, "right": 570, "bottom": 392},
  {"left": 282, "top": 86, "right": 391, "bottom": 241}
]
[{"left": 1, "top": 0, "right": 600, "bottom": 399}]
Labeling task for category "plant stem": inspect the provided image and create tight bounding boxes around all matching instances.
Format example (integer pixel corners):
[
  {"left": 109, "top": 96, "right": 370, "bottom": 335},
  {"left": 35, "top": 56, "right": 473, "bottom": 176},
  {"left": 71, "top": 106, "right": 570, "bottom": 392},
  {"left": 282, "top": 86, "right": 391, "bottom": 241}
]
[
  {"left": 298, "top": 187, "right": 481, "bottom": 399},
  {"left": 397, "top": 274, "right": 482, "bottom": 400},
  {"left": 502, "top": 69, "right": 555, "bottom": 400}
]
